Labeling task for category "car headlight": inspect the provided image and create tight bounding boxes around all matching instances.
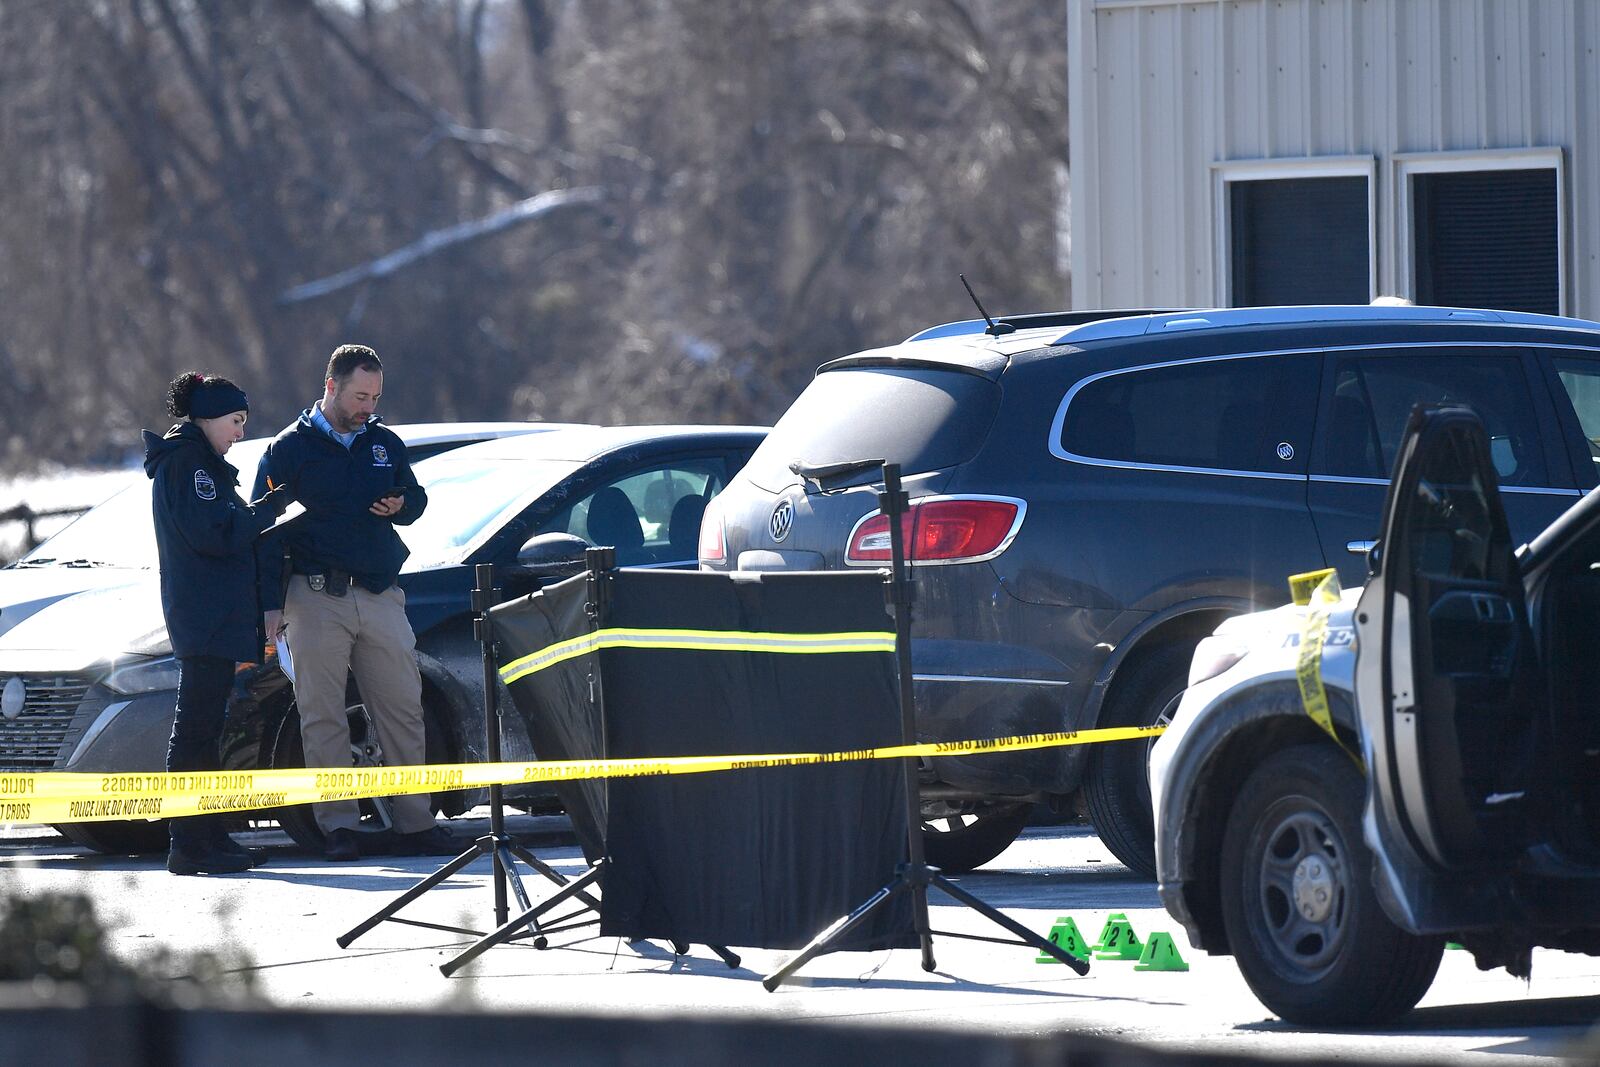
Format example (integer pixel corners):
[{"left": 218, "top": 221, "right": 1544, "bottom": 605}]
[
  {"left": 104, "top": 655, "right": 182, "bottom": 695},
  {"left": 1187, "top": 634, "right": 1251, "bottom": 687}
]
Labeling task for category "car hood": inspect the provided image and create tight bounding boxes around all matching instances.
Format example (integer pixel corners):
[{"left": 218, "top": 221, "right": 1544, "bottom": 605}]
[
  {"left": 0, "top": 566, "right": 151, "bottom": 637},
  {"left": 0, "top": 571, "right": 169, "bottom": 672},
  {"left": 1201, "top": 585, "right": 1363, "bottom": 692}
]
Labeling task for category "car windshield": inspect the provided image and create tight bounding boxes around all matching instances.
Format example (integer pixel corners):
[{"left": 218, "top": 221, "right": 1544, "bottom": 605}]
[
  {"left": 16, "top": 481, "right": 156, "bottom": 569},
  {"left": 14, "top": 440, "right": 271, "bottom": 571},
  {"left": 399, "top": 454, "right": 580, "bottom": 569},
  {"left": 14, "top": 440, "right": 575, "bottom": 574}
]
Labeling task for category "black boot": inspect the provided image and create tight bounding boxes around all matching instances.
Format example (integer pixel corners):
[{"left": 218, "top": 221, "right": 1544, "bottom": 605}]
[
  {"left": 167, "top": 818, "right": 253, "bottom": 876},
  {"left": 208, "top": 820, "right": 266, "bottom": 867}
]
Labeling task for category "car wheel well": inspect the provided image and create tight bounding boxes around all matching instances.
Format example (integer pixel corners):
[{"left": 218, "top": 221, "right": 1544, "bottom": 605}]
[
  {"left": 1099, "top": 610, "right": 1234, "bottom": 727},
  {"left": 417, "top": 673, "right": 469, "bottom": 818},
  {"left": 417, "top": 674, "right": 463, "bottom": 762},
  {"left": 1079, "top": 611, "right": 1237, "bottom": 877},
  {"left": 245, "top": 680, "right": 299, "bottom": 770},
  {"left": 262, "top": 671, "right": 469, "bottom": 809},
  {"left": 1185, "top": 715, "right": 1342, "bottom": 954}
]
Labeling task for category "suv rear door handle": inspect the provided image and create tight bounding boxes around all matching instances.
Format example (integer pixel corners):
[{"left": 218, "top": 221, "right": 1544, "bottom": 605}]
[{"left": 1347, "top": 540, "right": 1377, "bottom": 555}]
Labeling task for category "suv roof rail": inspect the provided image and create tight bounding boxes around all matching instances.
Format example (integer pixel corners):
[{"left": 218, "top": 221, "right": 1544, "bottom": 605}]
[
  {"left": 1052, "top": 305, "right": 1600, "bottom": 345},
  {"left": 905, "top": 309, "right": 1189, "bottom": 343}
]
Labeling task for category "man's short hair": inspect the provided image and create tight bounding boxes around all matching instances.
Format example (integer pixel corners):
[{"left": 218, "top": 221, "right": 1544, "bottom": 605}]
[{"left": 326, "top": 344, "right": 383, "bottom": 384}]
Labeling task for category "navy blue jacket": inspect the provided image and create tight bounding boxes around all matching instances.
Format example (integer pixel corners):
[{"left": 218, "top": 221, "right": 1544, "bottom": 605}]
[
  {"left": 252, "top": 409, "right": 426, "bottom": 611},
  {"left": 144, "top": 424, "right": 276, "bottom": 663}
]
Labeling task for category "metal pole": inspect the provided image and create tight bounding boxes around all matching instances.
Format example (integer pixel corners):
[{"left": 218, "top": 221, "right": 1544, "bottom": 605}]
[
  {"left": 879, "top": 463, "right": 936, "bottom": 971},
  {"left": 473, "top": 562, "right": 508, "bottom": 927}
]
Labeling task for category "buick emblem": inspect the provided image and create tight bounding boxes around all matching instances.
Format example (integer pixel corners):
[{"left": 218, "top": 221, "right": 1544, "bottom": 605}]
[
  {"left": 0, "top": 676, "right": 24, "bottom": 721},
  {"left": 769, "top": 499, "right": 794, "bottom": 543},
  {"left": 1276, "top": 442, "right": 1295, "bottom": 462}
]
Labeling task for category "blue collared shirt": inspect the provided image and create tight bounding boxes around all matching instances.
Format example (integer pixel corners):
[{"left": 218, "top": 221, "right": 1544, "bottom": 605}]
[{"left": 311, "top": 400, "right": 366, "bottom": 449}]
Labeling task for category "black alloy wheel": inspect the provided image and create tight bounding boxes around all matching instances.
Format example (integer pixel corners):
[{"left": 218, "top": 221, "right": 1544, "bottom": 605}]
[
  {"left": 1084, "top": 642, "right": 1192, "bottom": 878},
  {"left": 920, "top": 799, "right": 1033, "bottom": 872},
  {"left": 1219, "top": 743, "right": 1443, "bottom": 1025},
  {"left": 267, "top": 694, "right": 450, "bottom": 853}
]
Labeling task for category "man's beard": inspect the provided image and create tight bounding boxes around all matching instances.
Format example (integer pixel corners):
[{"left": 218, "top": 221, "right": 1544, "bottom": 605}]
[{"left": 328, "top": 402, "right": 361, "bottom": 432}]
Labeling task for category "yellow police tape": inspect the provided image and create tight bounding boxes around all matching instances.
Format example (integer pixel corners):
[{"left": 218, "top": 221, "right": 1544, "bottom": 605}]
[
  {"left": 0, "top": 724, "right": 1165, "bottom": 827},
  {"left": 1290, "top": 567, "right": 1366, "bottom": 771}
]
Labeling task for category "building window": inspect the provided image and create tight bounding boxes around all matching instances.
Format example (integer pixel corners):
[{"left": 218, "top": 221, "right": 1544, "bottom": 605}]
[
  {"left": 1229, "top": 177, "right": 1371, "bottom": 306},
  {"left": 1412, "top": 168, "right": 1559, "bottom": 316}
]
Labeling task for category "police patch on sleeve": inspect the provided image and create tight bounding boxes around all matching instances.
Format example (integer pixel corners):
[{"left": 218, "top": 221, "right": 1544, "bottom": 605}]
[{"left": 194, "top": 469, "right": 217, "bottom": 500}]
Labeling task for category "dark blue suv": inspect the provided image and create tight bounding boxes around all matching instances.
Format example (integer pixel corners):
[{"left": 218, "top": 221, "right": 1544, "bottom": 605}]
[{"left": 701, "top": 305, "right": 1600, "bottom": 875}]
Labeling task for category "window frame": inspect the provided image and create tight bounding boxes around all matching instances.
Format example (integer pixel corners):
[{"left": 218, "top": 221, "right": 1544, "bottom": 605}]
[
  {"left": 1048, "top": 350, "right": 1319, "bottom": 481},
  {"left": 1307, "top": 343, "right": 1581, "bottom": 495},
  {"left": 1210, "top": 156, "right": 1377, "bottom": 308},
  {"left": 1393, "top": 148, "right": 1567, "bottom": 315},
  {"left": 534, "top": 453, "right": 739, "bottom": 568},
  {"left": 1537, "top": 350, "right": 1600, "bottom": 492}
]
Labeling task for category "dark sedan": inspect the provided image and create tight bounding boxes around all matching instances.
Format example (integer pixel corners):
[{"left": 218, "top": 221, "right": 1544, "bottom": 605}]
[
  {"left": 2, "top": 424, "right": 764, "bottom": 854},
  {"left": 236, "top": 424, "right": 767, "bottom": 851}
]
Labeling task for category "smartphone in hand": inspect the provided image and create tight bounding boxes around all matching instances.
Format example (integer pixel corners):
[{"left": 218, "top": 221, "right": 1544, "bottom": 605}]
[{"left": 371, "top": 485, "right": 409, "bottom": 508}]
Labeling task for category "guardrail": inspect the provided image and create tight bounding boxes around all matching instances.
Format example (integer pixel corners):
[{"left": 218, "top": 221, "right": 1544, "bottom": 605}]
[{"left": 0, "top": 503, "right": 90, "bottom": 558}]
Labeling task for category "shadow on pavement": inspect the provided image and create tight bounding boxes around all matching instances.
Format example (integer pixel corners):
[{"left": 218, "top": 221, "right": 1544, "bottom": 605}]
[
  {"left": 1236, "top": 992, "right": 1600, "bottom": 1037},
  {"left": 946, "top": 868, "right": 1162, "bottom": 912}
]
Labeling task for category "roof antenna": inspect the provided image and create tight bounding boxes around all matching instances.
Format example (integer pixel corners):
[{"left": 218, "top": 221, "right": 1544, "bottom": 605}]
[{"left": 960, "top": 275, "right": 1014, "bottom": 336}]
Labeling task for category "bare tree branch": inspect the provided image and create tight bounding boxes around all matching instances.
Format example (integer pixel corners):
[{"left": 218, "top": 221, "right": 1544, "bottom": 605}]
[
  {"left": 278, "top": 187, "right": 604, "bottom": 304},
  {"left": 780, "top": 9, "right": 1065, "bottom": 159},
  {"left": 293, "top": 0, "right": 531, "bottom": 199}
]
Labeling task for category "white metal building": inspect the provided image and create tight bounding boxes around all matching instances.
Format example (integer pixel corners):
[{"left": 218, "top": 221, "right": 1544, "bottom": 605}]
[{"left": 1067, "top": 0, "right": 1600, "bottom": 317}]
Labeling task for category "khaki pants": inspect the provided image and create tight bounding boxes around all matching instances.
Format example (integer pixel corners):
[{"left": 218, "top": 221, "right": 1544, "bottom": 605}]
[{"left": 284, "top": 578, "right": 433, "bottom": 834}]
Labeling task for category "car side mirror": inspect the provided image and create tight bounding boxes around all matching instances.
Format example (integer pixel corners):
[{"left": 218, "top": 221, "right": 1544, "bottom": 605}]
[
  {"left": 1367, "top": 539, "right": 1383, "bottom": 576},
  {"left": 515, "top": 532, "right": 590, "bottom": 575}
]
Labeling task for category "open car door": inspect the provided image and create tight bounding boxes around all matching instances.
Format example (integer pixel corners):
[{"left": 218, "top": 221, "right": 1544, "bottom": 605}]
[{"left": 1355, "top": 404, "right": 1540, "bottom": 871}]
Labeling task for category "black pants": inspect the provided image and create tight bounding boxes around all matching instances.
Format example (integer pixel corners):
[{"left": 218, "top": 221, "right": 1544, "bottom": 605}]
[{"left": 167, "top": 655, "right": 234, "bottom": 847}]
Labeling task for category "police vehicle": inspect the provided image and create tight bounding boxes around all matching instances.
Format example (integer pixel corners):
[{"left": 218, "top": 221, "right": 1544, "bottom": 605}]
[{"left": 1151, "top": 405, "right": 1600, "bottom": 1024}]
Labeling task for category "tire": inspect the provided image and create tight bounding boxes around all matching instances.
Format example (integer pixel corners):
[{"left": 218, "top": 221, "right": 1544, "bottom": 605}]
[
  {"left": 267, "top": 691, "right": 450, "bottom": 854},
  {"left": 1084, "top": 642, "right": 1191, "bottom": 878},
  {"left": 921, "top": 800, "right": 1032, "bottom": 872},
  {"left": 1219, "top": 744, "right": 1444, "bottom": 1025},
  {"left": 56, "top": 817, "right": 169, "bottom": 856}
]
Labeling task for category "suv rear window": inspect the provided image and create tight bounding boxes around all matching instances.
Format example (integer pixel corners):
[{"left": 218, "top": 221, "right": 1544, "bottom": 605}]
[
  {"left": 1059, "top": 354, "right": 1319, "bottom": 473},
  {"left": 743, "top": 367, "right": 1001, "bottom": 492}
]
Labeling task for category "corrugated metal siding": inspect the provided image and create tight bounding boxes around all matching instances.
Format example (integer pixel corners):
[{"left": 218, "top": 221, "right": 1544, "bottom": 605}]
[{"left": 1069, "top": 0, "right": 1599, "bottom": 317}]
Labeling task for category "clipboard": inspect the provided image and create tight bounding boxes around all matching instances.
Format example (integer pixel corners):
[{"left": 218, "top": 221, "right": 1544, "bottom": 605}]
[
  {"left": 262, "top": 499, "right": 306, "bottom": 535},
  {"left": 275, "top": 634, "right": 295, "bottom": 685}
]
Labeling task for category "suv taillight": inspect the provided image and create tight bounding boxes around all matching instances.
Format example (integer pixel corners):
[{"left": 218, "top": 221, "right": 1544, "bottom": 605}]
[
  {"left": 845, "top": 497, "right": 1023, "bottom": 565},
  {"left": 698, "top": 496, "right": 727, "bottom": 563}
]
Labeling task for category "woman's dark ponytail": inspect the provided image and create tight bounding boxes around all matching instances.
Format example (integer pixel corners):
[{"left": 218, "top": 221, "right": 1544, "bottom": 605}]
[{"left": 166, "top": 372, "right": 207, "bottom": 418}]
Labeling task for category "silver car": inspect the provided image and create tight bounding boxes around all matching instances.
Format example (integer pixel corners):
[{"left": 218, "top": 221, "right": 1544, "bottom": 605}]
[{"left": 0, "top": 423, "right": 558, "bottom": 854}]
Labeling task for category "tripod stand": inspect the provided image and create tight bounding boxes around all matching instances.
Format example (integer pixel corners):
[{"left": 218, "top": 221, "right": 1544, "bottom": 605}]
[
  {"left": 762, "top": 463, "right": 1090, "bottom": 990},
  {"left": 339, "top": 563, "right": 601, "bottom": 955}
]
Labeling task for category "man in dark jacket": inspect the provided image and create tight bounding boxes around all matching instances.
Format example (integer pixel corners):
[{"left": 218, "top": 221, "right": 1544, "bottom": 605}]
[{"left": 254, "top": 345, "right": 455, "bottom": 861}]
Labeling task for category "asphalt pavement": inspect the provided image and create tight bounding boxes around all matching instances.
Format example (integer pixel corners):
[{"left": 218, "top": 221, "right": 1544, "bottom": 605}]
[{"left": 2, "top": 817, "right": 1597, "bottom": 1065}]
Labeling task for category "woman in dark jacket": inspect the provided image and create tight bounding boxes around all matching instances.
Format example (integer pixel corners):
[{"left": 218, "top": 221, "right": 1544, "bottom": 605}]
[{"left": 143, "top": 372, "right": 288, "bottom": 875}]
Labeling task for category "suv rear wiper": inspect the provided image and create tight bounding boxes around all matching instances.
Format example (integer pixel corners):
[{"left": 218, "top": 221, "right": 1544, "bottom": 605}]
[{"left": 789, "top": 457, "right": 885, "bottom": 492}]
